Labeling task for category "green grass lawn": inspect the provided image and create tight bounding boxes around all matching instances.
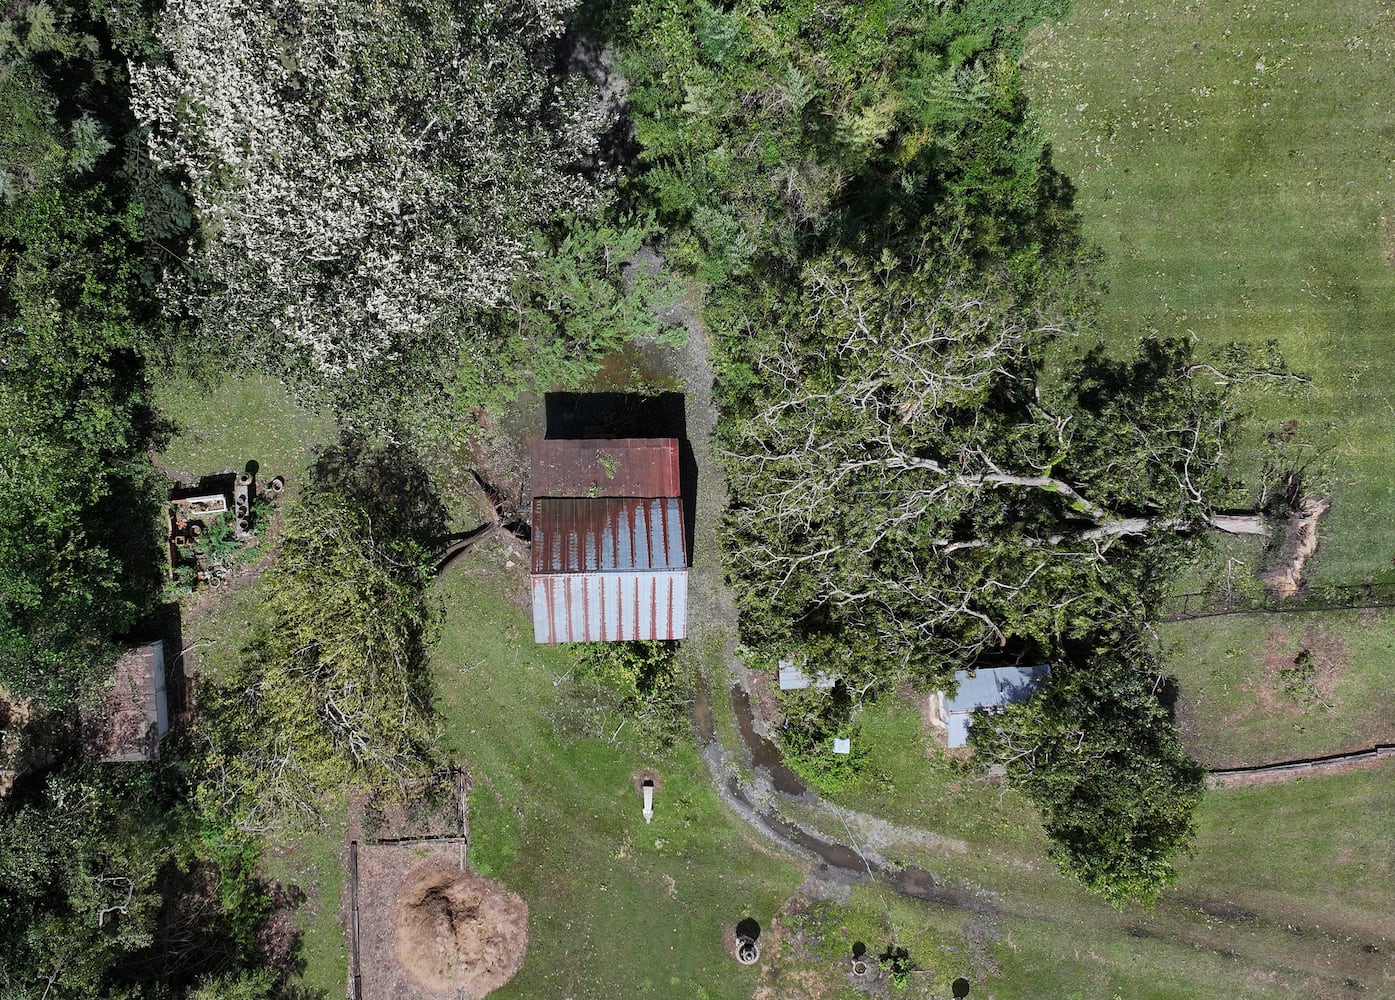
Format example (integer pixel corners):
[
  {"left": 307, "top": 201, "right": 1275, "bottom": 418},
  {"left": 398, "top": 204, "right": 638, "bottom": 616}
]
[
  {"left": 820, "top": 696, "right": 1050, "bottom": 865},
  {"left": 261, "top": 796, "right": 349, "bottom": 998},
  {"left": 249, "top": 552, "right": 1394, "bottom": 998},
  {"left": 794, "top": 690, "right": 1395, "bottom": 997},
  {"left": 433, "top": 551, "right": 808, "bottom": 999},
  {"left": 1179, "top": 760, "right": 1395, "bottom": 937},
  {"left": 1163, "top": 609, "right": 1395, "bottom": 767},
  {"left": 1025, "top": 0, "right": 1395, "bottom": 585},
  {"left": 152, "top": 371, "right": 338, "bottom": 485}
]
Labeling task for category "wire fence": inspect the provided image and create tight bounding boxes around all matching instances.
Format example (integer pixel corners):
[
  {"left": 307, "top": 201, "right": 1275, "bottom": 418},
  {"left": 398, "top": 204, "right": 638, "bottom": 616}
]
[
  {"left": 348, "top": 841, "right": 362, "bottom": 1000},
  {"left": 1163, "top": 582, "right": 1395, "bottom": 621}
]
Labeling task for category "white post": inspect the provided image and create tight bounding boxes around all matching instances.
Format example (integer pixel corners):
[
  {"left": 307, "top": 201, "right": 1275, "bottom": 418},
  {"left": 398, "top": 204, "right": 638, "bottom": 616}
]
[{"left": 642, "top": 781, "right": 654, "bottom": 824}]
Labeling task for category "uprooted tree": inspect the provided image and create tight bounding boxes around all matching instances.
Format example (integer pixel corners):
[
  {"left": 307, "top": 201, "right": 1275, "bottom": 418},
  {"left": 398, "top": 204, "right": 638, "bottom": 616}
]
[
  {"left": 719, "top": 240, "right": 1265, "bottom": 687},
  {"left": 712, "top": 232, "right": 1301, "bottom": 904}
]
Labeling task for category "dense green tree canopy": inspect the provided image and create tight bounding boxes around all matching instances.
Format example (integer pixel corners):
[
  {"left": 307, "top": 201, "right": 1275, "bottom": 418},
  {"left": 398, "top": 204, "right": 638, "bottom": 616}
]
[
  {"left": 621, "top": 0, "right": 1077, "bottom": 279},
  {"left": 969, "top": 646, "right": 1206, "bottom": 905},
  {"left": 0, "top": 764, "right": 283, "bottom": 999},
  {"left": 0, "top": 0, "right": 173, "bottom": 706},
  {"left": 132, "top": 0, "right": 616, "bottom": 420},
  {"left": 718, "top": 237, "right": 1235, "bottom": 688}
]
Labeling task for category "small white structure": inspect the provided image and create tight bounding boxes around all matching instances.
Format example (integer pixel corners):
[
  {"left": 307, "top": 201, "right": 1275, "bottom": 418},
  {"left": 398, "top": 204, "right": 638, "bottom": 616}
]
[
  {"left": 777, "top": 659, "right": 836, "bottom": 691},
  {"left": 832, "top": 737, "right": 851, "bottom": 756},
  {"left": 642, "top": 779, "right": 654, "bottom": 824},
  {"left": 929, "top": 665, "right": 1050, "bottom": 748}
]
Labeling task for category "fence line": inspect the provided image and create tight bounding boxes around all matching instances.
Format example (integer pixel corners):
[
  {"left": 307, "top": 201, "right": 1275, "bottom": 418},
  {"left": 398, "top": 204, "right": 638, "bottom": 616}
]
[
  {"left": 1163, "top": 583, "right": 1395, "bottom": 621},
  {"left": 1207, "top": 745, "right": 1395, "bottom": 787},
  {"left": 348, "top": 840, "right": 362, "bottom": 1000}
]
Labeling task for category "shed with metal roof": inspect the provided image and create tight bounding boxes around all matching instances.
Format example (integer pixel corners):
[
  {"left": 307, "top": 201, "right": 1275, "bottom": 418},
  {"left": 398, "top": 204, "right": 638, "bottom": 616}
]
[
  {"left": 93, "top": 641, "right": 170, "bottom": 762},
  {"left": 531, "top": 438, "right": 681, "bottom": 499},
  {"left": 530, "top": 438, "right": 688, "bottom": 643},
  {"left": 929, "top": 665, "right": 1050, "bottom": 749}
]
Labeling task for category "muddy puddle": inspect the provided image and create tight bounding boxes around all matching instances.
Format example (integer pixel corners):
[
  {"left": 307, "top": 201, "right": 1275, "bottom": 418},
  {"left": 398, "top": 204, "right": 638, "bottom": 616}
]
[{"left": 730, "top": 685, "right": 807, "bottom": 796}]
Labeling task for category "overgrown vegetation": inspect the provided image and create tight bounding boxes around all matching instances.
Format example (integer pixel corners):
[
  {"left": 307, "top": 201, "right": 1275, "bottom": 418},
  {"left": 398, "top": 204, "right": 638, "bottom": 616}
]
[
  {"left": 564, "top": 639, "right": 690, "bottom": 752},
  {"left": 616, "top": 0, "right": 1234, "bottom": 901},
  {"left": 195, "top": 483, "right": 442, "bottom": 827},
  {"left": 0, "top": 761, "right": 295, "bottom": 999},
  {"left": 6, "top": 0, "right": 1389, "bottom": 988},
  {"left": 0, "top": 0, "right": 177, "bottom": 704}
]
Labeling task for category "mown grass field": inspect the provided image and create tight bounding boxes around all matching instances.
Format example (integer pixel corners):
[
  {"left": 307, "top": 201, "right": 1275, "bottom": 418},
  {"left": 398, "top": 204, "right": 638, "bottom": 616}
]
[
  {"left": 1161, "top": 609, "right": 1395, "bottom": 766},
  {"left": 810, "top": 693, "right": 1395, "bottom": 998},
  {"left": 434, "top": 554, "right": 803, "bottom": 999},
  {"left": 1025, "top": 0, "right": 1395, "bottom": 585},
  {"left": 191, "top": 538, "right": 1393, "bottom": 998}
]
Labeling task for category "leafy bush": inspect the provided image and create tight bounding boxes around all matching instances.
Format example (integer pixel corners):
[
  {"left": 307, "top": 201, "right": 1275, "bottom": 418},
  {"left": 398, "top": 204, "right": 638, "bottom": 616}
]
[
  {"left": 776, "top": 686, "right": 864, "bottom": 793},
  {"left": 566, "top": 640, "right": 689, "bottom": 752},
  {"left": 969, "top": 645, "right": 1205, "bottom": 906}
]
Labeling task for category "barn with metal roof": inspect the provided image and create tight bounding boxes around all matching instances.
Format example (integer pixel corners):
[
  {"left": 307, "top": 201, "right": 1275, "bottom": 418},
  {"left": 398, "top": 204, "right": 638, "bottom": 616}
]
[{"left": 530, "top": 439, "right": 688, "bottom": 643}]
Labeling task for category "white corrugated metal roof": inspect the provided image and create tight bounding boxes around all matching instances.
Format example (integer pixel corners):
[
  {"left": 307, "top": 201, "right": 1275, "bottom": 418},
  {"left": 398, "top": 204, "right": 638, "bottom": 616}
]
[
  {"left": 777, "top": 660, "right": 836, "bottom": 690},
  {"left": 532, "top": 571, "right": 688, "bottom": 643},
  {"left": 941, "top": 665, "right": 1051, "bottom": 748}
]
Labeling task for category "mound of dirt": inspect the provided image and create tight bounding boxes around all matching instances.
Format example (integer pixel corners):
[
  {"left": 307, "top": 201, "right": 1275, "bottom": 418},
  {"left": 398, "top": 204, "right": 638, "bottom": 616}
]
[
  {"left": 1260, "top": 495, "right": 1329, "bottom": 599},
  {"left": 393, "top": 863, "right": 528, "bottom": 997}
]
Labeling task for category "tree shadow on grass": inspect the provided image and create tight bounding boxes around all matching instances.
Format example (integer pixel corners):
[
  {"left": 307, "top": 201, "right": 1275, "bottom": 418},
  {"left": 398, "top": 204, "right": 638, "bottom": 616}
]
[{"left": 310, "top": 432, "right": 450, "bottom": 550}]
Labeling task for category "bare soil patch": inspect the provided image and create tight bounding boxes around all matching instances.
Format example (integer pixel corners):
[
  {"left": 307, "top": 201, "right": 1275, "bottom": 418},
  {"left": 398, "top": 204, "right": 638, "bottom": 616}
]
[
  {"left": 1383, "top": 214, "right": 1395, "bottom": 267},
  {"left": 1259, "top": 495, "right": 1329, "bottom": 599},
  {"left": 1225, "top": 624, "right": 1349, "bottom": 729}
]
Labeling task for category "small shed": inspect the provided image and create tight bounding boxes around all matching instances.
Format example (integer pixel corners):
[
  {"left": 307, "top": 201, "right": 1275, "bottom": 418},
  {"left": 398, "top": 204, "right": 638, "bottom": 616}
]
[
  {"left": 530, "top": 439, "right": 688, "bottom": 643},
  {"left": 929, "top": 665, "right": 1050, "bottom": 749},
  {"left": 777, "top": 659, "right": 837, "bottom": 691},
  {"left": 94, "top": 642, "right": 170, "bottom": 762}
]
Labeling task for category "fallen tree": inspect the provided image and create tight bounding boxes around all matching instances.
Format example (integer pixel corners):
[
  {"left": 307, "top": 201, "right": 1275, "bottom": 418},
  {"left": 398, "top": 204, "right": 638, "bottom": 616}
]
[{"left": 719, "top": 243, "right": 1262, "bottom": 681}]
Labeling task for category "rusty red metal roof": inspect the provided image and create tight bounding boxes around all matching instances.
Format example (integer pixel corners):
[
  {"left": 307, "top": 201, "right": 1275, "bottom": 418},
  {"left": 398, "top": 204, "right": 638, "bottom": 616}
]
[
  {"left": 530, "top": 496, "right": 688, "bottom": 643},
  {"left": 530, "top": 497, "right": 686, "bottom": 574},
  {"left": 529, "top": 437, "right": 688, "bottom": 644},
  {"left": 531, "top": 439, "right": 681, "bottom": 499}
]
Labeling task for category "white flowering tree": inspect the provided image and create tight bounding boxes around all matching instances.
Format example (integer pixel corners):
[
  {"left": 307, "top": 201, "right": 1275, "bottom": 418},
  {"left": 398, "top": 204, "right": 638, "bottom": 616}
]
[{"left": 132, "top": 0, "right": 608, "bottom": 414}]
